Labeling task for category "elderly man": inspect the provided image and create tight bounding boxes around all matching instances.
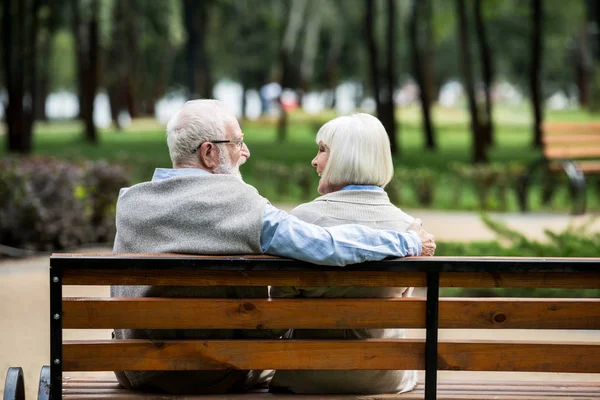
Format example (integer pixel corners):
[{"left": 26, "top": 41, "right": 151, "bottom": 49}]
[{"left": 111, "top": 99, "right": 435, "bottom": 394}]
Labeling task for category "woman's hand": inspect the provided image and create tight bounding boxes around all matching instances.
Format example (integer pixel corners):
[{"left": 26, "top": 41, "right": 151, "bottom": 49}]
[{"left": 408, "top": 218, "right": 436, "bottom": 256}]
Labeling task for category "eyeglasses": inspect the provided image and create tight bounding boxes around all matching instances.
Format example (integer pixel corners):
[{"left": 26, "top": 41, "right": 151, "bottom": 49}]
[{"left": 192, "top": 139, "right": 244, "bottom": 153}]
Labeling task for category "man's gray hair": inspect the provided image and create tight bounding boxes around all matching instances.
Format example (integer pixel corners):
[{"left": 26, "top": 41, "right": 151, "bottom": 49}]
[
  {"left": 317, "top": 113, "right": 394, "bottom": 188},
  {"left": 166, "top": 99, "right": 238, "bottom": 166}
]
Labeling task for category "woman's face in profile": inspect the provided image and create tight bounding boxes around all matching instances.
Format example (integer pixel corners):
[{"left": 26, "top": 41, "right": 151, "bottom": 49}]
[{"left": 312, "top": 141, "right": 331, "bottom": 194}]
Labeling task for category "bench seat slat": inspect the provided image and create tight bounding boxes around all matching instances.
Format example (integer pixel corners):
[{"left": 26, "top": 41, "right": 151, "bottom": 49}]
[
  {"left": 62, "top": 339, "right": 600, "bottom": 373},
  {"left": 544, "top": 147, "right": 600, "bottom": 159},
  {"left": 61, "top": 380, "right": 600, "bottom": 399},
  {"left": 61, "top": 270, "right": 600, "bottom": 289},
  {"left": 543, "top": 134, "right": 600, "bottom": 144},
  {"left": 548, "top": 160, "right": 600, "bottom": 173},
  {"left": 543, "top": 122, "right": 600, "bottom": 134},
  {"left": 62, "top": 297, "right": 600, "bottom": 330}
]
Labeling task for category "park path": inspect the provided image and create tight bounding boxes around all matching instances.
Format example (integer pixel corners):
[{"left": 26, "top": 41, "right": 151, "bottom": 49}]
[{"left": 2, "top": 210, "right": 600, "bottom": 399}]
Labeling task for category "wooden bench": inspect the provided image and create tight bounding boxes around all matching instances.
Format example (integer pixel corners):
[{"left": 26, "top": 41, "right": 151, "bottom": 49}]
[
  {"left": 518, "top": 121, "right": 600, "bottom": 214},
  {"left": 5, "top": 254, "right": 600, "bottom": 399}
]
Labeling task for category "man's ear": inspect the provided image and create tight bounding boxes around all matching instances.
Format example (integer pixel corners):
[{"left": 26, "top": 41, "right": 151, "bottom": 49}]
[{"left": 199, "top": 142, "right": 219, "bottom": 170}]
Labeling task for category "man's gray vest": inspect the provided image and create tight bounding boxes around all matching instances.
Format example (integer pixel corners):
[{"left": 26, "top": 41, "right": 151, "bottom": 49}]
[{"left": 111, "top": 174, "right": 276, "bottom": 392}]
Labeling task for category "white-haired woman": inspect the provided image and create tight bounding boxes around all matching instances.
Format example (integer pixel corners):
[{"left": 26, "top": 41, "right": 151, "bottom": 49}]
[{"left": 270, "top": 113, "right": 420, "bottom": 395}]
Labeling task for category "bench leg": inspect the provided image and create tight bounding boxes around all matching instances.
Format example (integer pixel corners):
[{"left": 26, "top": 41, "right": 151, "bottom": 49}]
[
  {"left": 4, "top": 367, "right": 25, "bottom": 400},
  {"left": 562, "top": 161, "right": 586, "bottom": 215},
  {"left": 37, "top": 366, "right": 50, "bottom": 400}
]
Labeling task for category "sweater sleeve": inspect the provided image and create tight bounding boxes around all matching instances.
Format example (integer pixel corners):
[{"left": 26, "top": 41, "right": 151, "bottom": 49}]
[{"left": 260, "top": 202, "right": 422, "bottom": 266}]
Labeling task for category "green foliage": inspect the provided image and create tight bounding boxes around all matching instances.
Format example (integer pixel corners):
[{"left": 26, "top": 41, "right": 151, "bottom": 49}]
[
  {"left": 50, "top": 30, "right": 76, "bottom": 91},
  {"left": 450, "top": 162, "right": 525, "bottom": 211},
  {"left": 0, "top": 157, "right": 129, "bottom": 251},
  {"left": 6, "top": 109, "right": 599, "bottom": 212},
  {"left": 437, "top": 215, "right": 600, "bottom": 297}
]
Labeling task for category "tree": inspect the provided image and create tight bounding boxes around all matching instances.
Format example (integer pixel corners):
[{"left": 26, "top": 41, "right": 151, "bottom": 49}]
[
  {"left": 473, "top": 0, "right": 494, "bottom": 147},
  {"left": 35, "top": 0, "right": 64, "bottom": 121},
  {"left": 456, "top": 0, "right": 487, "bottom": 163},
  {"left": 298, "top": 0, "right": 323, "bottom": 104},
  {"left": 277, "top": 0, "right": 307, "bottom": 142},
  {"left": 182, "top": 0, "right": 212, "bottom": 99},
  {"left": 2, "top": 0, "right": 41, "bottom": 153},
  {"left": 410, "top": 0, "right": 436, "bottom": 150},
  {"left": 365, "top": 0, "right": 398, "bottom": 154},
  {"left": 72, "top": 0, "right": 99, "bottom": 143},
  {"left": 530, "top": 0, "right": 543, "bottom": 148}
]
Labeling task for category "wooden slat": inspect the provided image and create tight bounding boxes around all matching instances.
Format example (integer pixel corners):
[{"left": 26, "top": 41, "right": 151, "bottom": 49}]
[
  {"left": 437, "top": 340, "right": 600, "bottom": 373},
  {"left": 62, "top": 297, "right": 600, "bottom": 330},
  {"left": 544, "top": 122, "right": 600, "bottom": 134},
  {"left": 440, "top": 272, "right": 600, "bottom": 289},
  {"left": 544, "top": 147, "right": 600, "bottom": 159},
  {"left": 548, "top": 160, "right": 600, "bottom": 173},
  {"left": 52, "top": 255, "right": 600, "bottom": 272},
  {"left": 439, "top": 298, "right": 600, "bottom": 329},
  {"left": 543, "top": 134, "right": 600, "bottom": 144},
  {"left": 61, "top": 269, "right": 600, "bottom": 289},
  {"left": 61, "top": 380, "right": 600, "bottom": 400},
  {"left": 62, "top": 339, "right": 600, "bottom": 373},
  {"left": 576, "top": 160, "right": 600, "bottom": 172},
  {"left": 62, "top": 269, "right": 427, "bottom": 286},
  {"left": 62, "top": 339, "right": 424, "bottom": 371}
]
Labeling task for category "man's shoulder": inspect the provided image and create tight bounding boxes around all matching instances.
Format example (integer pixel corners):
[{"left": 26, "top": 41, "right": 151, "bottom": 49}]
[{"left": 119, "top": 174, "right": 267, "bottom": 210}]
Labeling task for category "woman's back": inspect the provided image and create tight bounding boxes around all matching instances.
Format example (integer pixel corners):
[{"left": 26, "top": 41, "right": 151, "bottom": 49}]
[{"left": 270, "top": 188, "right": 418, "bottom": 394}]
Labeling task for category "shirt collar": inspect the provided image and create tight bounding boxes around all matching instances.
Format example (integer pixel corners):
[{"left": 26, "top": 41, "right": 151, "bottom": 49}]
[
  {"left": 340, "top": 185, "right": 384, "bottom": 192},
  {"left": 152, "top": 168, "right": 212, "bottom": 181}
]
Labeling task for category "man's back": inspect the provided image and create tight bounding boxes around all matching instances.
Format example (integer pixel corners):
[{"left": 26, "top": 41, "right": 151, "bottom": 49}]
[{"left": 111, "top": 173, "right": 277, "bottom": 393}]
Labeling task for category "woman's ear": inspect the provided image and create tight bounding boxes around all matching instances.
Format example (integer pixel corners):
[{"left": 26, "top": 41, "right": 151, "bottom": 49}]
[{"left": 199, "top": 142, "right": 219, "bottom": 170}]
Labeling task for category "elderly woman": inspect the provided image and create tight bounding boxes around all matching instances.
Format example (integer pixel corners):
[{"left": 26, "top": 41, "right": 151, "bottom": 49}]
[{"left": 270, "top": 113, "right": 422, "bottom": 395}]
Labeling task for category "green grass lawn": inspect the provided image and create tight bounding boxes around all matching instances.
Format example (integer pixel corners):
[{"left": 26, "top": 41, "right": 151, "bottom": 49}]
[{"left": 2, "top": 105, "right": 599, "bottom": 211}]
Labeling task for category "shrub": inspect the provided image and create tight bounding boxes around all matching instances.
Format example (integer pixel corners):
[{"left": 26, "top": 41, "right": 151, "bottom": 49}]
[
  {"left": 437, "top": 215, "right": 600, "bottom": 297},
  {"left": 0, "top": 157, "right": 130, "bottom": 252}
]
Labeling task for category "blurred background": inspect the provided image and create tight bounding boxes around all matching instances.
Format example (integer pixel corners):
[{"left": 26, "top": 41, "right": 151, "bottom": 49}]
[
  {"left": 1, "top": 0, "right": 600, "bottom": 255},
  {"left": 2, "top": 3, "right": 600, "bottom": 397}
]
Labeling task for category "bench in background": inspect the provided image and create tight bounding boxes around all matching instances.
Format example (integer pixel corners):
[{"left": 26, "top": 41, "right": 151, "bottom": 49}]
[
  {"left": 5, "top": 254, "right": 600, "bottom": 399},
  {"left": 518, "top": 121, "right": 600, "bottom": 214}
]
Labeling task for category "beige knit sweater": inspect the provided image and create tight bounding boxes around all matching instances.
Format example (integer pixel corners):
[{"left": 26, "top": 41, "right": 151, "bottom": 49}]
[{"left": 270, "top": 189, "right": 418, "bottom": 394}]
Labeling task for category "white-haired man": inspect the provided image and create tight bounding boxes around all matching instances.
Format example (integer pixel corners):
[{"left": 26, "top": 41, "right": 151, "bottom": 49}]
[{"left": 111, "top": 99, "right": 435, "bottom": 394}]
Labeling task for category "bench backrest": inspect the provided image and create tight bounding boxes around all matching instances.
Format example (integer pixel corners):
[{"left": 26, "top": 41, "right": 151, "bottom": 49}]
[
  {"left": 50, "top": 254, "right": 600, "bottom": 399},
  {"left": 542, "top": 122, "right": 600, "bottom": 160}
]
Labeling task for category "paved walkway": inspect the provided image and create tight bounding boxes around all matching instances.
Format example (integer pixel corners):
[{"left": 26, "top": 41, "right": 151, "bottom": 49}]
[{"left": 2, "top": 210, "right": 600, "bottom": 398}]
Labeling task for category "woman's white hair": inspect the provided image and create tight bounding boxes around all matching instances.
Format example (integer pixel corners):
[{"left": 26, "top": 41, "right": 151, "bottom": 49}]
[
  {"left": 166, "top": 99, "right": 238, "bottom": 166},
  {"left": 317, "top": 113, "right": 394, "bottom": 188}
]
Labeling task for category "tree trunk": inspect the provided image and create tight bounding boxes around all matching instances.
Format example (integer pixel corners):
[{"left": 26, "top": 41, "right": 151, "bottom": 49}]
[
  {"left": 276, "top": 51, "right": 291, "bottom": 142},
  {"left": 325, "top": 19, "right": 343, "bottom": 110},
  {"left": 299, "top": 2, "right": 322, "bottom": 108},
  {"left": 456, "top": 0, "right": 487, "bottom": 163},
  {"left": 277, "top": 0, "right": 306, "bottom": 142},
  {"left": 364, "top": 0, "right": 382, "bottom": 129},
  {"left": 24, "top": 0, "right": 40, "bottom": 140},
  {"left": 474, "top": 0, "right": 494, "bottom": 147},
  {"left": 71, "top": 0, "right": 86, "bottom": 120},
  {"left": 383, "top": 0, "right": 398, "bottom": 155},
  {"left": 197, "top": 0, "right": 212, "bottom": 98},
  {"left": 530, "top": 0, "right": 543, "bottom": 148},
  {"left": 422, "top": 3, "right": 437, "bottom": 103},
  {"left": 410, "top": 0, "right": 436, "bottom": 150},
  {"left": 107, "top": 84, "right": 123, "bottom": 130},
  {"left": 3, "top": 0, "right": 37, "bottom": 153},
  {"left": 576, "top": 28, "right": 592, "bottom": 108},
  {"left": 34, "top": 4, "right": 53, "bottom": 121},
  {"left": 79, "top": 0, "right": 99, "bottom": 143},
  {"left": 183, "top": 0, "right": 198, "bottom": 98}
]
